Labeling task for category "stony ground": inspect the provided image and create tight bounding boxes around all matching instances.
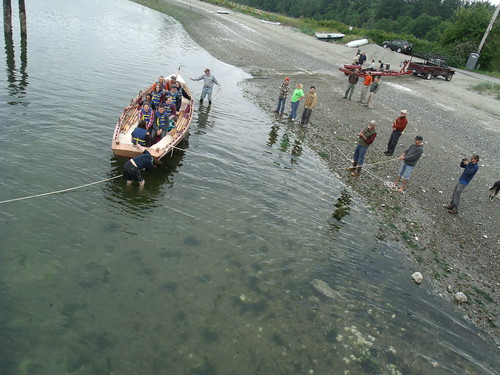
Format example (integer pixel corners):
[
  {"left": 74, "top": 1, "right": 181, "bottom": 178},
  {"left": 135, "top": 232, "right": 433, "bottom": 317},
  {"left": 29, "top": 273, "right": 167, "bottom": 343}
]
[{"left": 137, "top": 0, "right": 499, "bottom": 344}]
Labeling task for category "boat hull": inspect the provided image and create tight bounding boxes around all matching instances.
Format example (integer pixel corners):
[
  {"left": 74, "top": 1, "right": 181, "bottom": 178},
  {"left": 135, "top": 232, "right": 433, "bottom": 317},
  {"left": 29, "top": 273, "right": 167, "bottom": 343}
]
[{"left": 111, "top": 74, "right": 194, "bottom": 160}]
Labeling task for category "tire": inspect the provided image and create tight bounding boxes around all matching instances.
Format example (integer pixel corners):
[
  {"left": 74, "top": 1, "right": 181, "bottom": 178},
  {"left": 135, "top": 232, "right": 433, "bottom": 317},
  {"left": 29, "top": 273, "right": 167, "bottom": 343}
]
[
  {"left": 445, "top": 74, "right": 453, "bottom": 81},
  {"left": 383, "top": 43, "right": 388, "bottom": 49},
  {"left": 397, "top": 47, "right": 402, "bottom": 53},
  {"left": 425, "top": 72, "right": 432, "bottom": 80}
]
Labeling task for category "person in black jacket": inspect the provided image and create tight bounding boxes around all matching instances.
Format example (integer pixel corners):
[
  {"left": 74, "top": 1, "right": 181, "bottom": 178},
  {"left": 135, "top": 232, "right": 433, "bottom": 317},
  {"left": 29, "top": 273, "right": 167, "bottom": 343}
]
[{"left": 392, "top": 136, "right": 424, "bottom": 192}]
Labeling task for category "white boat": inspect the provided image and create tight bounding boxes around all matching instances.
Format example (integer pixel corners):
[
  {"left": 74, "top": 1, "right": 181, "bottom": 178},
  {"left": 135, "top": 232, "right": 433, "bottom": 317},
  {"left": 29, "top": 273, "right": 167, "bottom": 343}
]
[
  {"left": 217, "top": 10, "right": 229, "bottom": 14},
  {"left": 261, "top": 20, "right": 281, "bottom": 25},
  {"left": 315, "top": 32, "right": 345, "bottom": 40},
  {"left": 345, "top": 38, "right": 369, "bottom": 48}
]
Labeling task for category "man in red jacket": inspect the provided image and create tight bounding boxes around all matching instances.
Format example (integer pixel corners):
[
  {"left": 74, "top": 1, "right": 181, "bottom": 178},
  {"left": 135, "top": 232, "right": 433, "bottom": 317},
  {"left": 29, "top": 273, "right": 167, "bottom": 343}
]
[{"left": 384, "top": 110, "right": 408, "bottom": 156}]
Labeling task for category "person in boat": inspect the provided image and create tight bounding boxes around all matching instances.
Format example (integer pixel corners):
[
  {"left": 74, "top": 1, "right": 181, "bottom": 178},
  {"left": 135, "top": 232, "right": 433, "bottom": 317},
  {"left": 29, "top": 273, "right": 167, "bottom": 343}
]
[
  {"left": 190, "top": 68, "right": 220, "bottom": 105},
  {"left": 274, "top": 77, "right": 290, "bottom": 116},
  {"left": 150, "top": 83, "right": 165, "bottom": 110},
  {"left": 151, "top": 105, "right": 171, "bottom": 143},
  {"left": 123, "top": 143, "right": 161, "bottom": 187},
  {"left": 150, "top": 75, "right": 165, "bottom": 91},
  {"left": 167, "top": 86, "right": 180, "bottom": 111},
  {"left": 165, "top": 75, "right": 177, "bottom": 91},
  {"left": 138, "top": 102, "right": 154, "bottom": 131},
  {"left": 131, "top": 120, "right": 151, "bottom": 146},
  {"left": 139, "top": 93, "right": 152, "bottom": 107}
]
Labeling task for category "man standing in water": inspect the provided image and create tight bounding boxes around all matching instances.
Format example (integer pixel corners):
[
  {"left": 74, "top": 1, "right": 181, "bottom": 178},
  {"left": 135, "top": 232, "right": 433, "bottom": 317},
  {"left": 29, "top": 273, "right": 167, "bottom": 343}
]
[
  {"left": 444, "top": 154, "right": 479, "bottom": 214},
  {"left": 190, "top": 68, "right": 220, "bottom": 105},
  {"left": 123, "top": 144, "right": 161, "bottom": 187}
]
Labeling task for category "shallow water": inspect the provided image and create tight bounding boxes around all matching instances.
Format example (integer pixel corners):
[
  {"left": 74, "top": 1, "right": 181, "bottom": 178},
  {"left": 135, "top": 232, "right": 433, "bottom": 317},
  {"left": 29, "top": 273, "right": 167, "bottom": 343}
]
[{"left": 0, "top": 0, "right": 498, "bottom": 374}]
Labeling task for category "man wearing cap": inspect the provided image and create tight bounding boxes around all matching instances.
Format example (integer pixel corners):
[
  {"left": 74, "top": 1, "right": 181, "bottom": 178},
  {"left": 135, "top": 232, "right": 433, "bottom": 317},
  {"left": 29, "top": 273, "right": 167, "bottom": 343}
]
[
  {"left": 384, "top": 110, "right": 408, "bottom": 156},
  {"left": 348, "top": 120, "right": 377, "bottom": 176},
  {"left": 392, "top": 136, "right": 424, "bottom": 192},
  {"left": 275, "top": 77, "right": 290, "bottom": 116},
  {"left": 444, "top": 154, "right": 480, "bottom": 214},
  {"left": 190, "top": 68, "right": 220, "bottom": 105},
  {"left": 300, "top": 86, "right": 318, "bottom": 126}
]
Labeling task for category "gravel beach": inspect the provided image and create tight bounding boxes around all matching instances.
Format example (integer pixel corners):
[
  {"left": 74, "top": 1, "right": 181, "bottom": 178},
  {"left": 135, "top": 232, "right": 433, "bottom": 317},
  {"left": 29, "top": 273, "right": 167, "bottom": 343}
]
[{"left": 137, "top": 0, "right": 499, "bottom": 343}]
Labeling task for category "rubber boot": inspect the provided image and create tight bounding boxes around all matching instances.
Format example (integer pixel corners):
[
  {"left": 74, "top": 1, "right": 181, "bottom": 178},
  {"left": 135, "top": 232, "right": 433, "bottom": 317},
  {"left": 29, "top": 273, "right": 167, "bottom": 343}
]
[
  {"left": 346, "top": 161, "right": 358, "bottom": 171},
  {"left": 351, "top": 166, "right": 362, "bottom": 176}
]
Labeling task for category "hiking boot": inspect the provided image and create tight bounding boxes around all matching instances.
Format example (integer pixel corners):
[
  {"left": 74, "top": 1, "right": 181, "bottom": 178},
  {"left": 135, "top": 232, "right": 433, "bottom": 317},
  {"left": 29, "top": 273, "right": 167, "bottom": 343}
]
[
  {"left": 351, "top": 167, "right": 361, "bottom": 176},
  {"left": 443, "top": 204, "right": 453, "bottom": 209},
  {"left": 346, "top": 162, "right": 358, "bottom": 171},
  {"left": 447, "top": 209, "right": 458, "bottom": 214}
]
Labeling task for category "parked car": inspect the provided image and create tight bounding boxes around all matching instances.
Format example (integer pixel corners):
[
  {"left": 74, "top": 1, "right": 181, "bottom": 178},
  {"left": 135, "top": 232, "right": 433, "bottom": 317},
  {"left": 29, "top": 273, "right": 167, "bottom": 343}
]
[
  {"left": 408, "top": 58, "right": 455, "bottom": 81},
  {"left": 382, "top": 39, "right": 413, "bottom": 54}
]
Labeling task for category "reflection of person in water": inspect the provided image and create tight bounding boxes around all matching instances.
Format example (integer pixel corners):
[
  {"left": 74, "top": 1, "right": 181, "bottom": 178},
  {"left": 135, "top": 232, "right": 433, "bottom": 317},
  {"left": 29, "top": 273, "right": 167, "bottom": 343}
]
[{"left": 267, "top": 124, "right": 280, "bottom": 147}]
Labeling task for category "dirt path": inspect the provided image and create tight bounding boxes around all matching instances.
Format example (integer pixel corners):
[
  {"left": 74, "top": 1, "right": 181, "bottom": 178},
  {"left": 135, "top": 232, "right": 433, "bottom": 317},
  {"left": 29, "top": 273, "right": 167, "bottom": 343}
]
[{"left": 141, "top": 0, "right": 499, "bottom": 343}]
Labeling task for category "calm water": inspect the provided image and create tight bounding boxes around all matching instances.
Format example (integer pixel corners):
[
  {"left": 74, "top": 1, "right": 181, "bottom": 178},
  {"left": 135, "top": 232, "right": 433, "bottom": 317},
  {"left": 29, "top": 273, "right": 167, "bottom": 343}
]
[{"left": 0, "top": 1, "right": 498, "bottom": 374}]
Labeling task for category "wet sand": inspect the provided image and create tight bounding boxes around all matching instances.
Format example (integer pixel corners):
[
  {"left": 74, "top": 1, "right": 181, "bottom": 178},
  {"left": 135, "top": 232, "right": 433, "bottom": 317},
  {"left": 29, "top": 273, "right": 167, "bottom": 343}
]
[{"left": 137, "top": 0, "right": 499, "bottom": 343}]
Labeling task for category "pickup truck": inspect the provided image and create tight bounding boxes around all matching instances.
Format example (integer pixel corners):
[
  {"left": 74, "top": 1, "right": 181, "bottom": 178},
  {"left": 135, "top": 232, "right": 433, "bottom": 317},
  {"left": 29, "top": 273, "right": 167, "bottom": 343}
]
[{"left": 408, "top": 58, "right": 455, "bottom": 81}]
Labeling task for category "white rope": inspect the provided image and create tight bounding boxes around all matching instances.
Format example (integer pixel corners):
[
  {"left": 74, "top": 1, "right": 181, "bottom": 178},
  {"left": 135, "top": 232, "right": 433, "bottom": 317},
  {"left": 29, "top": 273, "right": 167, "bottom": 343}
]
[{"left": 0, "top": 175, "right": 122, "bottom": 205}]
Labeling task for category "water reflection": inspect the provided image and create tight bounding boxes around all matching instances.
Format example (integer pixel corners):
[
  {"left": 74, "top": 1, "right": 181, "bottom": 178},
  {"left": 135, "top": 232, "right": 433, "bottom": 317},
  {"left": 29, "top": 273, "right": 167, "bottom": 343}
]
[{"left": 3, "top": 1, "right": 29, "bottom": 105}]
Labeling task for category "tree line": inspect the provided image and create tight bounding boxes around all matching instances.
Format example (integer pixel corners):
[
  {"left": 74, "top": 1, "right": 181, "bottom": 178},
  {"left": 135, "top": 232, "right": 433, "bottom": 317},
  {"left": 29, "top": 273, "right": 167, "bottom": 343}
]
[{"left": 214, "top": 0, "right": 499, "bottom": 71}]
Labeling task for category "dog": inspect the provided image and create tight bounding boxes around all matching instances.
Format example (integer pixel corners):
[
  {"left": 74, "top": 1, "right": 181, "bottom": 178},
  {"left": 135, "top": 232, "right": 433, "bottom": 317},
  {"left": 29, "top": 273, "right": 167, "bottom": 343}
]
[{"left": 489, "top": 181, "right": 500, "bottom": 201}]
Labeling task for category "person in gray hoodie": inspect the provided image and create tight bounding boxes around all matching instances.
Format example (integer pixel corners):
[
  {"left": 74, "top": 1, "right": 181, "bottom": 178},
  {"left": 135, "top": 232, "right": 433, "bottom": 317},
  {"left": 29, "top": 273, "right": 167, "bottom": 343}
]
[
  {"left": 190, "top": 68, "right": 220, "bottom": 104},
  {"left": 392, "top": 136, "right": 424, "bottom": 192}
]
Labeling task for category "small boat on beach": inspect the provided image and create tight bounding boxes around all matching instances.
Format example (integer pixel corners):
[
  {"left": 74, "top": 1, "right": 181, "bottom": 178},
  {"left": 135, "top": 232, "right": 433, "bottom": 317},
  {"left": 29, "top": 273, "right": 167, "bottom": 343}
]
[
  {"left": 111, "top": 74, "right": 194, "bottom": 160},
  {"left": 217, "top": 10, "right": 230, "bottom": 14},
  {"left": 315, "top": 32, "right": 345, "bottom": 40},
  {"left": 261, "top": 20, "right": 281, "bottom": 25}
]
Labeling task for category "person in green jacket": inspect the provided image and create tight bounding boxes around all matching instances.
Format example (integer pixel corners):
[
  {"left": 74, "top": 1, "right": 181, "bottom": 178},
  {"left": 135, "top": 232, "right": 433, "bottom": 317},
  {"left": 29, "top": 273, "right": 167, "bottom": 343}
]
[
  {"left": 347, "top": 120, "right": 377, "bottom": 176},
  {"left": 288, "top": 83, "right": 304, "bottom": 121}
]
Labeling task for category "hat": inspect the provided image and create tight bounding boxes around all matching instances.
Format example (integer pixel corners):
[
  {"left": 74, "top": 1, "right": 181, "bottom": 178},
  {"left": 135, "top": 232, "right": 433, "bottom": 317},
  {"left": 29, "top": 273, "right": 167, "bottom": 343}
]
[
  {"left": 170, "top": 75, "right": 177, "bottom": 80},
  {"left": 284, "top": 77, "right": 290, "bottom": 81},
  {"left": 369, "top": 120, "right": 376, "bottom": 125},
  {"left": 401, "top": 110, "right": 407, "bottom": 114},
  {"left": 415, "top": 135, "right": 423, "bottom": 141}
]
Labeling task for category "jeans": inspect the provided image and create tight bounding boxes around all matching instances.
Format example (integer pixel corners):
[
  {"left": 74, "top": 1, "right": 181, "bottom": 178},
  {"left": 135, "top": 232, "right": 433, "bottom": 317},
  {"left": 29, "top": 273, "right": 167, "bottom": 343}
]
[
  {"left": 353, "top": 145, "right": 368, "bottom": 166},
  {"left": 276, "top": 97, "right": 286, "bottom": 114},
  {"left": 450, "top": 182, "right": 467, "bottom": 210},
  {"left": 386, "top": 130, "right": 402, "bottom": 155},
  {"left": 301, "top": 108, "right": 313, "bottom": 125},
  {"left": 398, "top": 163, "right": 414, "bottom": 180},
  {"left": 200, "top": 86, "right": 213, "bottom": 101},
  {"left": 289, "top": 101, "right": 300, "bottom": 119}
]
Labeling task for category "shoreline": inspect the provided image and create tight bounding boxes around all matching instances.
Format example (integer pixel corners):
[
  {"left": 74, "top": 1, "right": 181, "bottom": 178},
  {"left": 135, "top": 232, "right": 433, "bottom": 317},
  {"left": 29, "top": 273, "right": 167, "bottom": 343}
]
[{"left": 136, "top": 0, "right": 499, "bottom": 344}]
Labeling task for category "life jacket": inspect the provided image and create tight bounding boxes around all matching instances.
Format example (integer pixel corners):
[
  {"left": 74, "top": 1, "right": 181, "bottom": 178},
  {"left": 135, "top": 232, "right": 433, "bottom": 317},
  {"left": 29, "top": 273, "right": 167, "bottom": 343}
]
[
  {"left": 155, "top": 110, "right": 169, "bottom": 130},
  {"left": 131, "top": 127, "right": 148, "bottom": 146},
  {"left": 151, "top": 90, "right": 163, "bottom": 107},
  {"left": 139, "top": 108, "right": 154, "bottom": 128}
]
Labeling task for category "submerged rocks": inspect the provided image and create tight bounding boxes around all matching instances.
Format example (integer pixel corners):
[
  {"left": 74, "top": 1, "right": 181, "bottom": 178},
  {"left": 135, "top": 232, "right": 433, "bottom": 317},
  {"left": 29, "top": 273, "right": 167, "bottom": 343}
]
[
  {"left": 411, "top": 272, "right": 423, "bottom": 285},
  {"left": 311, "top": 279, "right": 339, "bottom": 299}
]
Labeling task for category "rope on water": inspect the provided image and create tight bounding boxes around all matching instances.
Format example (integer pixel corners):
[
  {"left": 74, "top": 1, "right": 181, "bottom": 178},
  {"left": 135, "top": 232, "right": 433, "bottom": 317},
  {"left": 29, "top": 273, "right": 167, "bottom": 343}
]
[{"left": 0, "top": 175, "right": 122, "bottom": 205}]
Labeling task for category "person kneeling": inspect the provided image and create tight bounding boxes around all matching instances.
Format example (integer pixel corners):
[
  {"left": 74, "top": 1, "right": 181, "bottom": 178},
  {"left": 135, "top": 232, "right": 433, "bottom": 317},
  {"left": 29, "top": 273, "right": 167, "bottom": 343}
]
[{"left": 123, "top": 144, "right": 161, "bottom": 187}]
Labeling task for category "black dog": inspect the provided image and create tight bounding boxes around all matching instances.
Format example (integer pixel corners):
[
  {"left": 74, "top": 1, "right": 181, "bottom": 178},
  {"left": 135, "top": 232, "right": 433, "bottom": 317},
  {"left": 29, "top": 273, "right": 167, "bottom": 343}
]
[{"left": 489, "top": 181, "right": 500, "bottom": 201}]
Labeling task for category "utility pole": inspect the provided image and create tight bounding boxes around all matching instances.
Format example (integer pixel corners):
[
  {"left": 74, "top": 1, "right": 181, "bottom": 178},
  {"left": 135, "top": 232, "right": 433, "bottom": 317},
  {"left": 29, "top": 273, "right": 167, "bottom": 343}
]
[{"left": 478, "top": 4, "right": 499, "bottom": 54}]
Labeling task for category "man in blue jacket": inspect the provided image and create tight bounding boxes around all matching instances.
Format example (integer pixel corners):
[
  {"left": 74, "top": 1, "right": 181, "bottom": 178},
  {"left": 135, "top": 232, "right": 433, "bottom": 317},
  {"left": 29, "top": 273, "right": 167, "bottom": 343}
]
[
  {"left": 445, "top": 154, "right": 479, "bottom": 214},
  {"left": 123, "top": 144, "right": 161, "bottom": 187}
]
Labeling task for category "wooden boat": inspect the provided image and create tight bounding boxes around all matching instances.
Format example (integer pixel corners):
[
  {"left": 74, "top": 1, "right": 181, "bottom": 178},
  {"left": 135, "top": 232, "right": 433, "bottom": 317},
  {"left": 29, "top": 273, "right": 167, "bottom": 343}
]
[
  {"left": 315, "top": 32, "right": 345, "bottom": 40},
  {"left": 111, "top": 74, "right": 194, "bottom": 160}
]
